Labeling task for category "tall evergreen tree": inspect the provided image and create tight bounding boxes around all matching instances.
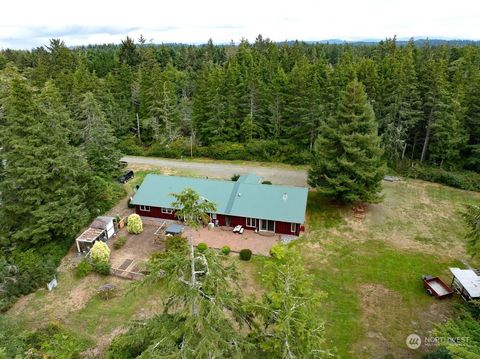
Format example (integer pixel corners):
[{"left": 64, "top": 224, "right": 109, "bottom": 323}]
[
  {"left": 78, "top": 92, "right": 121, "bottom": 177},
  {"left": 0, "top": 76, "right": 90, "bottom": 245},
  {"left": 118, "top": 36, "right": 139, "bottom": 68},
  {"left": 308, "top": 79, "right": 385, "bottom": 203},
  {"left": 419, "top": 58, "right": 467, "bottom": 165}
]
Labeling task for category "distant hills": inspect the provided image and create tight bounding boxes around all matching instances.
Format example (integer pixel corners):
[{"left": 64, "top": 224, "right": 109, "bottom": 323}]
[{"left": 301, "top": 38, "right": 480, "bottom": 46}]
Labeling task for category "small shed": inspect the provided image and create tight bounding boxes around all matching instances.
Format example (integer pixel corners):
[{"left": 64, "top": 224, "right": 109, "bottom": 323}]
[
  {"left": 91, "top": 216, "right": 115, "bottom": 239},
  {"left": 75, "top": 216, "right": 116, "bottom": 253},
  {"left": 449, "top": 267, "right": 480, "bottom": 301}
]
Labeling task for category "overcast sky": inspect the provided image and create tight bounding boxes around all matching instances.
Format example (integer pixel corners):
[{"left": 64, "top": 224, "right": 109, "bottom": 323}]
[{"left": 1, "top": 0, "right": 479, "bottom": 49}]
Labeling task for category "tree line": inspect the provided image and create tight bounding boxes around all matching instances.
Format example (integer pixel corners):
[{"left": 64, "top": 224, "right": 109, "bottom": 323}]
[
  {"left": 0, "top": 35, "right": 479, "bottom": 171},
  {"left": 0, "top": 61, "right": 123, "bottom": 311}
]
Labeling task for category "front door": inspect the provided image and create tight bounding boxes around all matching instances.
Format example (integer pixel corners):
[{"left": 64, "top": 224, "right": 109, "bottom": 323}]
[{"left": 225, "top": 216, "right": 231, "bottom": 227}]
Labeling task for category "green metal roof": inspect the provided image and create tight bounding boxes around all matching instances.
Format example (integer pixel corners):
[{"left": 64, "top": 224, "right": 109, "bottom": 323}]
[{"left": 131, "top": 174, "right": 308, "bottom": 224}]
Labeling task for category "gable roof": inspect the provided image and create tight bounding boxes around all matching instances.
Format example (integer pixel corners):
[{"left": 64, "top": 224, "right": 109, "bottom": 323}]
[{"left": 131, "top": 174, "right": 308, "bottom": 224}]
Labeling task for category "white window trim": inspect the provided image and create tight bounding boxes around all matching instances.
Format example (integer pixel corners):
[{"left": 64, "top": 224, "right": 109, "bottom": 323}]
[
  {"left": 139, "top": 205, "right": 150, "bottom": 212},
  {"left": 161, "top": 207, "right": 173, "bottom": 214},
  {"left": 259, "top": 219, "right": 275, "bottom": 232},
  {"left": 291, "top": 223, "right": 297, "bottom": 233},
  {"left": 246, "top": 218, "right": 256, "bottom": 228}
]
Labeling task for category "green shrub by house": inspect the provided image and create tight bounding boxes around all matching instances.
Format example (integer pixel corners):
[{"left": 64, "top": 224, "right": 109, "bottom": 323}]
[
  {"left": 90, "top": 241, "right": 110, "bottom": 264},
  {"left": 270, "top": 244, "right": 287, "bottom": 260},
  {"left": 197, "top": 243, "right": 208, "bottom": 253},
  {"left": 221, "top": 246, "right": 231, "bottom": 255},
  {"left": 127, "top": 214, "right": 143, "bottom": 234},
  {"left": 239, "top": 249, "right": 252, "bottom": 261}
]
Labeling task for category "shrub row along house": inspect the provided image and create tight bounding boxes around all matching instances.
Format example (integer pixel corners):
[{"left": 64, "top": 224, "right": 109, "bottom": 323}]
[{"left": 131, "top": 174, "right": 308, "bottom": 235}]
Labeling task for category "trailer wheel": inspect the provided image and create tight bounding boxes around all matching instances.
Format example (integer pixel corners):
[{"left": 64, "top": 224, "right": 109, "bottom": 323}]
[{"left": 426, "top": 288, "right": 433, "bottom": 296}]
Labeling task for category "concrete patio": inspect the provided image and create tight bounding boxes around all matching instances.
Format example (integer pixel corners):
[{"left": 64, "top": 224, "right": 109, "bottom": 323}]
[
  {"left": 134, "top": 217, "right": 282, "bottom": 256},
  {"left": 185, "top": 226, "right": 279, "bottom": 256}
]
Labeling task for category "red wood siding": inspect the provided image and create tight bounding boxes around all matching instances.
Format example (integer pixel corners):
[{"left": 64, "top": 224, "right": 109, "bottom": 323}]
[
  {"left": 136, "top": 206, "right": 302, "bottom": 235},
  {"left": 135, "top": 205, "right": 176, "bottom": 220},
  {"left": 275, "top": 221, "right": 300, "bottom": 235}
]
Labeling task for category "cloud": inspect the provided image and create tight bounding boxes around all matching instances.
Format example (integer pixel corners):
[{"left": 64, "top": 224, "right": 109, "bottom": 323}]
[{"left": 0, "top": 0, "right": 479, "bottom": 49}]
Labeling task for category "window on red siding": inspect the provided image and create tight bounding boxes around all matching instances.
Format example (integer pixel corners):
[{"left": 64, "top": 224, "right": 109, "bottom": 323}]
[
  {"left": 140, "top": 205, "right": 150, "bottom": 212},
  {"left": 291, "top": 223, "right": 297, "bottom": 233},
  {"left": 161, "top": 208, "right": 173, "bottom": 214},
  {"left": 246, "top": 218, "right": 256, "bottom": 227}
]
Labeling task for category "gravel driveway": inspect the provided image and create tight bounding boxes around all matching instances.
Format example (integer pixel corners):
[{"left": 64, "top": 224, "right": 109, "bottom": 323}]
[{"left": 122, "top": 155, "right": 308, "bottom": 187}]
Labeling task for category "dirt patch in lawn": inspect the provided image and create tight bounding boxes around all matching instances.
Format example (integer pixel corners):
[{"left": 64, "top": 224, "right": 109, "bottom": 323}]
[
  {"left": 237, "top": 260, "right": 265, "bottom": 298},
  {"left": 352, "top": 283, "right": 456, "bottom": 359},
  {"left": 353, "top": 284, "right": 406, "bottom": 358},
  {"left": 8, "top": 273, "right": 123, "bottom": 328}
]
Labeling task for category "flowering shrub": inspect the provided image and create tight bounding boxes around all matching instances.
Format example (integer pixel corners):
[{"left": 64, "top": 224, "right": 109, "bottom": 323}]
[
  {"left": 90, "top": 241, "right": 110, "bottom": 264},
  {"left": 127, "top": 214, "right": 143, "bottom": 234}
]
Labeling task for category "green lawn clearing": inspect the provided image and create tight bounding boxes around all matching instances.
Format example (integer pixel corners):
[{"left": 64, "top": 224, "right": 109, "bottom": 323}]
[{"left": 6, "top": 177, "right": 479, "bottom": 358}]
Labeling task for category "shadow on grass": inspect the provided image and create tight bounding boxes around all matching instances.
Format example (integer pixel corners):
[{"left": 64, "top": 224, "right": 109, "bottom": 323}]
[{"left": 306, "top": 191, "right": 350, "bottom": 230}]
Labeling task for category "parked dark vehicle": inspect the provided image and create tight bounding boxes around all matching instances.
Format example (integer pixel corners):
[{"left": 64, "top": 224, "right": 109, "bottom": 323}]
[
  {"left": 118, "top": 170, "right": 134, "bottom": 183},
  {"left": 119, "top": 160, "right": 128, "bottom": 168}
]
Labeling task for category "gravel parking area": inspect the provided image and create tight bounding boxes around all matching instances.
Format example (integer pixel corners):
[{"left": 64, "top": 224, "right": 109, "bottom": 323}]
[{"left": 122, "top": 156, "right": 308, "bottom": 187}]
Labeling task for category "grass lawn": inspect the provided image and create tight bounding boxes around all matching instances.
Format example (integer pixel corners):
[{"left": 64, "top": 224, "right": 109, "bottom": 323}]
[
  {"left": 6, "top": 176, "right": 479, "bottom": 358},
  {"left": 245, "top": 179, "right": 478, "bottom": 358},
  {"left": 278, "top": 179, "right": 477, "bottom": 358},
  {"left": 8, "top": 269, "right": 164, "bottom": 354}
]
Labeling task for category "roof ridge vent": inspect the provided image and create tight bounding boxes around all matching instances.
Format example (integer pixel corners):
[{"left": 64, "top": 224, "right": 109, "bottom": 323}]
[{"left": 282, "top": 193, "right": 288, "bottom": 200}]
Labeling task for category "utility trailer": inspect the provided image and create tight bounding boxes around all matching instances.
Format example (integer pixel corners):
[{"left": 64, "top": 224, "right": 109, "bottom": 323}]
[{"left": 422, "top": 275, "right": 454, "bottom": 299}]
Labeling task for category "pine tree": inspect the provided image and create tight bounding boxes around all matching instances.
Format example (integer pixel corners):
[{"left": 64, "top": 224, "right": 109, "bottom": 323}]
[
  {"left": 117, "top": 188, "right": 252, "bottom": 357},
  {"left": 463, "top": 203, "right": 480, "bottom": 257},
  {"left": 283, "top": 56, "right": 313, "bottom": 149},
  {"left": 463, "top": 68, "right": 480, "bottom": 171},
  {"left": 430, "top": 96, "right": 467, "bottom": 167},
  {"left": 0, "top": 76, "right": 90, "bottom": 245},
  {"left": 378, "top": 43, "right": 422, "bottom": 164},
  {"left": 253, "top": 250, "right": 331, "bottom": 358},
  {"left": 118, "top": 36, "right": 139, "bottom": 67},
  {"left": 78, "top": 92, "right": 121, "bottom": 177},
  {"left": 308, "top": 79, "right": 385, "bottom": 203},
  {"left": 419, "top": 58, "right": 467, "bottom": 165}
]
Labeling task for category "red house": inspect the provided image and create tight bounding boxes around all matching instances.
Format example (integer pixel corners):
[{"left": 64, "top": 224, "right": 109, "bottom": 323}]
[{"left": 131, "top": 174, "right": 308, "bottom": 236}]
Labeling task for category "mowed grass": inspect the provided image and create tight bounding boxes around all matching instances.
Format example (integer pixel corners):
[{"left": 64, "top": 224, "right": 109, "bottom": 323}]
[
  {"left": 9, "top": 270, "right": 164, "bottom": 349},
  {"left": 291, "top": 180, "right": 478, "bottom": 358},
  {"left": 7, "top": 177, "right": 479, "bottom": 357}
]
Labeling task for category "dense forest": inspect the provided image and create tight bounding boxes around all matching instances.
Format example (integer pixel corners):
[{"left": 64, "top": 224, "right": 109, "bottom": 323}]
[
  {"left": 0, "top": 35, "right": 479, "bottom": 172},
  {"left": 1, "top": 36, "right": 479, "bottom": 309},
  {"left": 1, "top": 35, "right": 480, "bottom": 357}
]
